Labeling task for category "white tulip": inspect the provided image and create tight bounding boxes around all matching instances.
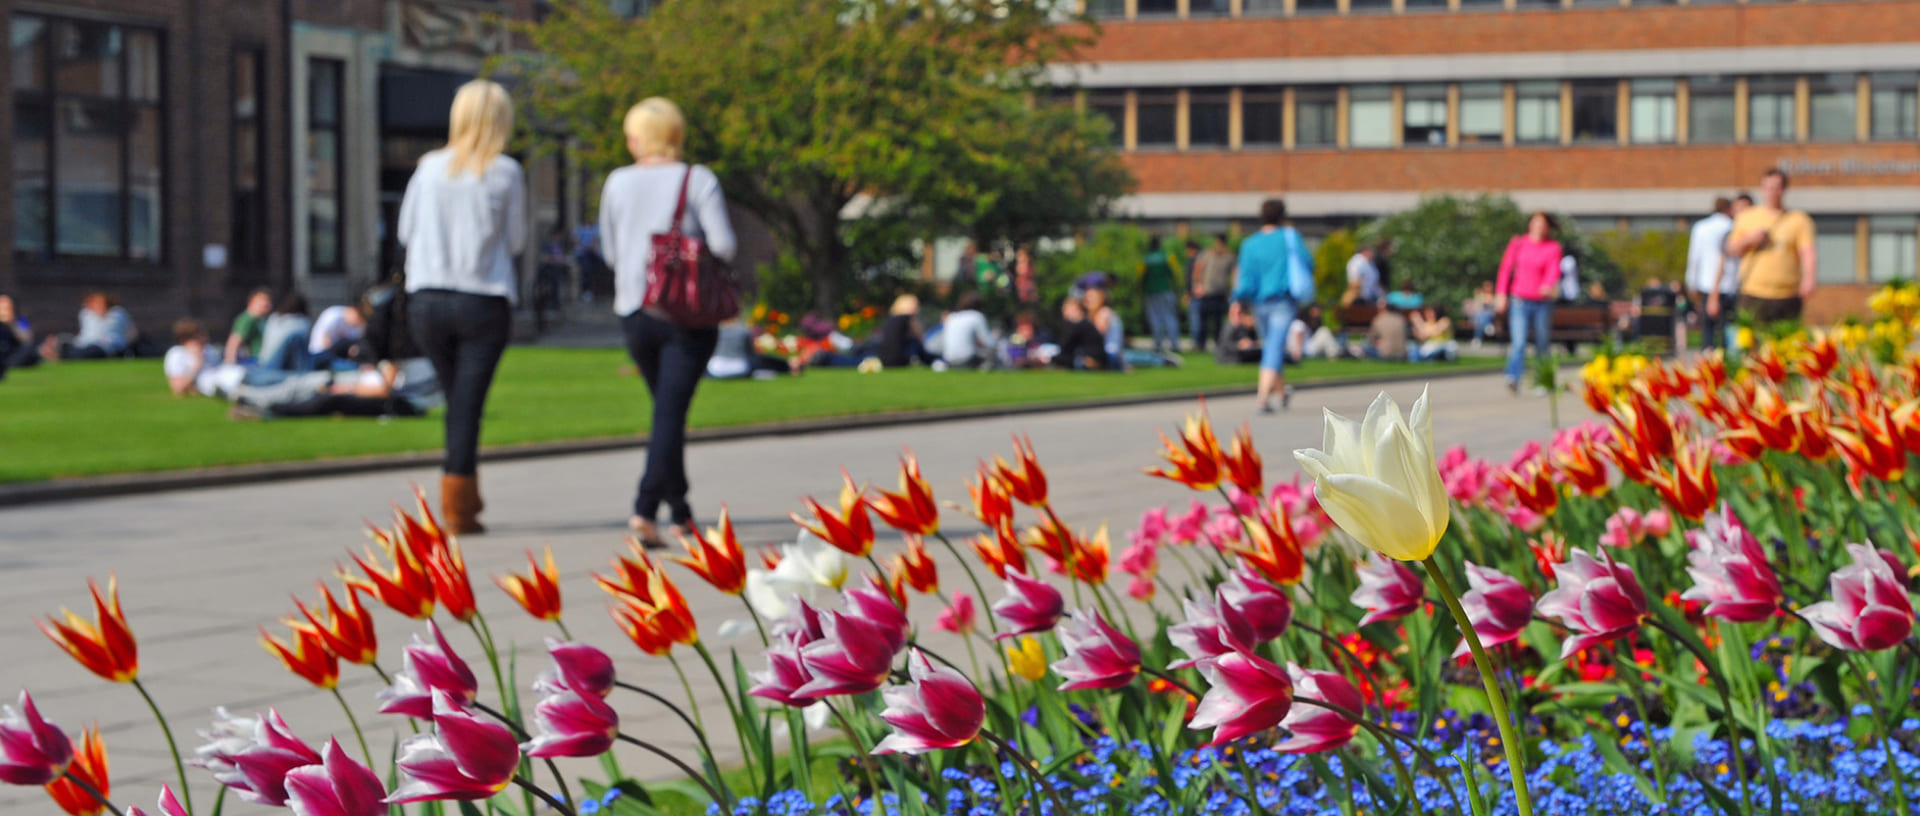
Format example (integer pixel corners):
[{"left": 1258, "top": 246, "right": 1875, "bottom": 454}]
[
  {"left": 773, "top": 530, "right": 849, "bottom": 591},
  {"left": 1292, "top": 387, "right": 1450, "bottom": 561}
]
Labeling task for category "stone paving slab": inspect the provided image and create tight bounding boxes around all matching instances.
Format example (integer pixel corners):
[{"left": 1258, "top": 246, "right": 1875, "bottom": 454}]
[{"left": 0, "top": 372, "right": 1567, "bottom": 815}]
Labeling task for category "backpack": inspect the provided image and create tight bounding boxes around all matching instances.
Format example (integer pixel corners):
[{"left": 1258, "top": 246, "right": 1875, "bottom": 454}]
[{"left": 1284, "top": 227, "right": 1316, "bottom": 304}]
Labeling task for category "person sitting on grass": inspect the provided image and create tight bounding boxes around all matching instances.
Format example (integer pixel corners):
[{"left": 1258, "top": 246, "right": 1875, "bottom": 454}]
[
  {"left": 1215, "top": 307, "right": 1263, "bottom": 366},
  {"left": 308, "top": 301, "right": 368, "bottom": 369},
  {"left": 707, "top": 320, "right": 803, "bottom": 380},
  {"left": 1087, "top": 285, "right": 1180, "bottom": 370},
  {"left": 1287, "top": 303, "right": 1345, "bottom": 362},
  {"left": 40, "top": 291, "right": 134, "bottom": 361},
  {"left": 1050, "top": 297, "right": 1111, "bottom": 371},
  {"left": 1364, "top": 304, "right": 1410, "bottom": 361},
  {"left": 224, "top": 287, "right": 274, "bottom": 364},
  {"left": 938, "top": 292, "right": 995, "bottom": 370},
  {"left": 244, "top": 293, "right": 317, "bottom": 386},
  {"left": 1411, "top": 306, "right": 1460, "bottom": 362},
  {"left": 0, "top": 294, "right": 37, "bottom": 380},
  {"left": 229, "top": 358, "right": 440, "bottom": 421},
  {"left": 1004, "top": 310, "right": 1053, "bottom": 369},
  {"left": 874, "top": 294, "right": 935, "bottom": 368}
]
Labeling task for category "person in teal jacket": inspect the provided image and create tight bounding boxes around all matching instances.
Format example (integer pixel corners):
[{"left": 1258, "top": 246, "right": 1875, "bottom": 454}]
[{"left": 1230, "top": 198, "right": 1312, "bottom": 414}]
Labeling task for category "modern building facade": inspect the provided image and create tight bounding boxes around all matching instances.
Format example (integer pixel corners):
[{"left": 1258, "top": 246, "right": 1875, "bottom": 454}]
[{"left": 1055, "top": 0, "right": 1920, "bottom": 316}]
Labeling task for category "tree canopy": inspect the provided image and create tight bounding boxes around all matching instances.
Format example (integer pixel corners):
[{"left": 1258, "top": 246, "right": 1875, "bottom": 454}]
[
  {"left": 1361, "top": 195, "right": 1622, "bottom": 313},
  {"left": 509, "top": 0, "right": 1133, "bottom": 312}
]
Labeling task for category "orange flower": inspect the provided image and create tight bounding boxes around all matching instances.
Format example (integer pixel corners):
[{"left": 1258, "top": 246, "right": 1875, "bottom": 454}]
[
  {"left": 1068, "top": 525, "right": 1111, "bottom": 585},
  {"left": 260, "top": 621, "right": 340, "bottom": 689},
  {"left": 44, "top": 724, "right": 107, "bottom": 816},
  {"left": 1218, "top": 424, "right": 1264, "bottom": 497},
  {"left": 1690, "top": 352, "right": 1729, "bottom": 393},
  {"left": 869, "top": 569, "right": 910, "bottom": 611},
  {"left": 791, "top": 472, "right": 876, "bottom": 557},
  {"left": 1503, "top": 459, "right": 1559, "bottom": 517},
  {"left": 893, "top": 535, "right": 940, "bottom": 594},
  {"left": 671, "top": 508, "right": 748, "bottom": 596},
  {"left": 1746, "top": 345, "right": 1788, "bottom": 384},
  {"left": 293, "top": 583, "right": 379, "bottom": 666},
  {"left": 422, "top": 539, "right": 477, "bottom": 623},
  {"left": 1797, "top": 333, "right": 1840, "bottom": 381},
  {"left": 600, "top": 548, "right": 698, "bottom": 655},
  {"left": 1833, "top": 401, "right": 1908, "bottom": 495},
  {"left": 1719, "top": 427, "right": 1767, "bottom": 462},
  {"left": 1643, "top": 360, "right": 1691, "bottom": 403},
  {"left": 1608, "top": 387, "right": 1676, "bottom": 462},
  {"left": 869, "top": 453, "right": 941, "bottom": 537},
  {"left": 395, "top": 486, "right": 447, "bottom": 561},
  {"left": 1145, "top": 411, "right": 1223, "bottom": 492},
  {"left": 1742, "top": 384, "right": 1802, "bottom": 454},
  {"left": 1651, "top": 442, "right": 1718, "bottom": 522},
  {"left": 1021, "top": 520, "right": 1075, "bottom": 567},
  {"left": 1530, "top": 531, "right": 1568, "bottom": 580},
  {"left": 39, "top": 577, "right": 139, "bottom": 684},
  {"left": 1230, "top": 512, "right": 1304, "bottom": 585},
  {"left": 1792, "top": 402, "right": 1836, "bottom": 462},
  {"left": 1554, "top": 439, "right": 1611, "bottom": 497},
  {"left": 967, "top": 468, "right": 1015, "bottom": 530},
  {"left": 969, "top": 521, "right": 1028, "bottom": 580},
  {"left": 1580, "top": 382, "right": 1614, "bottom": 415},
  {"left": 993, "top": 435, "right": 1050, "bottom": 508},
  {"left": 342, "top": 527, "right": 436, "bottom": 620},
  {"left": 498, "top": 547, "right": 565, "bottom": 621},
  {"left": 758, "top": 545, "right": 784, "bottom": 571}
]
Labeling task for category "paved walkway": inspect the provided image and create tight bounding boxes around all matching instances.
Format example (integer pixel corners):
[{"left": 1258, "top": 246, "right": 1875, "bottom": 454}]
[{"left": 0, "top": 372, "right": 1564, "bottom": 814}]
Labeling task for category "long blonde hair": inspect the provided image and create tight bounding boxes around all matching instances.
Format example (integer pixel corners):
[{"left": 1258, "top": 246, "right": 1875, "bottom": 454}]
[
  {"left": 622, "top": 97, "right": 686, "bottom": 161},
  {"left": 446, "top": 79, "right": 513, "bottom": 178}
]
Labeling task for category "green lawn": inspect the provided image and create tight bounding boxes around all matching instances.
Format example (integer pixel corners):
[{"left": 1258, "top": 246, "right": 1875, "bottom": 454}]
[{"left": 0, "top": 348, "right": 1499, "bottom": 483}]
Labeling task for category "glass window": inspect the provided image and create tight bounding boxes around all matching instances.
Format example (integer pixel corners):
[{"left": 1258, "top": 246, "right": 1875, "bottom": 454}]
[
  {"left": 1627, "top": 216, "right": 1678, "bottom": 234},
  {"left": 1570, "top": 81, "right": 1618, "bottom": 143},
  {"left": 1294, "top": 0, "right": 1339, "bottom": 15},
  {"left": 1629, "top": 79, "right": 1676, "bottom": 144},
  {"left": 1405, "top": 0, "right": 1448, "bottom": 9},
  {"left": 55, "top": 98, "right": 122, "bottom": 257},
  {"left": 1136, "top": 0, "right": 1177, "bottom": 15},
  {"left": 1085, "top": 0, "right": 1127, "bottom": 16},
  {"left": 1748, "top": 76, "right": 1796, "bottom": 143},
  {"left": 232, "top": 48, "right": 266, "bottom": 269},
  {"left": 1871, "top": 72, "right": 1918, "bottom": 142},
  {"left": 13, "top": 16, "right": 45, "bottom": 92},
  {"left": 1189, "top": 0, "right": 1230, "bottom": 15},
  {"left": 1573, "top": 217, "right": 1621, "bottom": 235},
  {"left": 1458, "top": 82, "right": 1503, "bottom": 145},
  {"left": 1402, "top": 84, "right": 1447, "bottom": 147},
  {"left": 1296, "top": 88, "right": 1338, "bottom": 147},
  {"left": 308, "top": 57, "right": 344, "bottom": 274},
  {"left": 1349, "top": 85, "right": 1392, "bottom": 148},
  {"left": 1870, "top": 215, "right": 1918, "bottom": 282},
  {"left": 1240, "top": 0, "right": 1285, "bottom": 13},
  {"left": 54, "top": 19, "right": 120, "bottom": 98},
  {"left": 126, "top": 30, "right": 159, "bottom": 102},
  {"left": 13, "top": 103, "right": 48, "bottom": 256},
  {"left": 1188, "top": 90, "right": 1229, "bottom": 148},
  {"left": 1809, "top": 73, "right": 1857, "bottom": 142},
  {"left": 1689, "top": 76, "right": 1736, "bottom": 144},
  {"left": 1815, "top": 217, "right": 1859, "bottom": 284},
  {"left": 1515, "top": 81, "right": 1560, "bottom": 145},
  {"left": 1088, "top": 93, "right": 1125, "bottom": 147},
  {"left": 1349, "top": 0, "right": 1392, "bottom": 13},
  {"left": 1571, "top": 0, "right": 1619, "bottom": 7},
  {"left": 1136, "top": 92, "right": 1176, "bottom": 147},
  {"left": 1458, "top": 0, "right": 1504, "bottom": 7},
  {"left": 1242, "top": 88, "right": 1283, "bottom": 146}
]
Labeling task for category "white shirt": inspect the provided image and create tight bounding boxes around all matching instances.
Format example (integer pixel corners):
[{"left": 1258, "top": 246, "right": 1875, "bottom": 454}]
[
  {"left": 163, "top": 345, "right": 233, "bottom": 397},
  {"left": 1346, "top": 254, "right": 1381, "bottom": 303},
  {"left": 396, "top": 149, "right": 527, "bottom": 304},
  {"left": 308, "top": 305, "right": 363, "bottom": 353},
  {"left": 599, "top": 162, "right": 739, "bottom": 317},
  {"left": 1687, "top": 212, "right": 1740, "bottom": 295},
  {"left": 940, "top": 310, "right": 993, "bottom": 364},
  {"left": 1559, "top": 255, "right": 1579, "bottom": 301}
]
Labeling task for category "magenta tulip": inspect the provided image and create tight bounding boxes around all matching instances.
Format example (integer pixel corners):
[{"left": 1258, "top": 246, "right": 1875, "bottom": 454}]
[
  {"left": 1803, "top": 542, "right": 1914, "bottom": 652},
  {"left": 1453, "top": 562, "right": 1535, "bottom": 658},
  {"left": 1275, "top": 663, "right": 1364, "bottom": 754},
  {"left": 523, "top": 682, "right": 619, "bottom": 759},
  {"left": 992, "top": 570, "right": 1065, "bottom": 640},
  {"left": 794, "top": 609, "right": 900, "bottom": 699},
  {"left": 376, "top": 621, "right": 479, "bottom": 718},
  {"left": 1536, "top": 549, "right": 1648, "bottom": 659},
  {"left": 843, "top": 585, "right": 911, "bottom": 655},
  {"left": 1350, "top": 553, "right": 1423, "bottom": 627},
  {"left": 536, "top": 639, "right": 616, "bottom": 698},
  {"left": 386, "top": 691, "right": 522, "bottom": 803},
  {"left": 1189, "top": 650, "right": 1294, "bottom": 746},
  {"left": 127, "top": 785, "right": 191, "bottom": 816},
  {"left": 284, "top": 739, "right": 388, "bottom": 816},
  {"left": 1051, "top": 610, "right": 1141, "bottom": 691},
  {"left": 750, "top": 600, "right": 828, "bottom": 707},
  {"left": 1171, "top": 501, "right": 1210, "bottom": 544},
  {"left": 1169, "top": 594, "right": 1257, "bottom": 670},
  {"left": 0, "top": 690, "right": 73, "bottom": 786},
  {"left": 1679, "top": 506, "right": 1783, "bottom": 623},
  {"left": 872, "top": 650, "right": 985, "bottom": 755},
  {"left": 1219, "top": 569, "right": 1294, "bottom": 642},
  {"left": 935, "top": 593, "right": 978, "bottom": 637},
  {"left": 193, "top": 708, "right": 322, "bottom": 807}
]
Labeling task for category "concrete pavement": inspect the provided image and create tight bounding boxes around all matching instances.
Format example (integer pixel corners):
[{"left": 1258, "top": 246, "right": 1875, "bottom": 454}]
[{"left": 0, "top": 371, "right": 1567, "bottom": 814}]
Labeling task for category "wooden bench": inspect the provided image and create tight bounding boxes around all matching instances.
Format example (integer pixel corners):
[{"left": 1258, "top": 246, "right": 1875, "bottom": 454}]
[{"left": 1338, "top": 302, "right": 1613, "bottom": 348}]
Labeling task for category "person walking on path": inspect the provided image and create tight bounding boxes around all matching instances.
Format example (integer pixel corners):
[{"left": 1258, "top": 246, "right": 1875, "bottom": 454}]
[
  {"left": 1139, "top": 237, "right": 1181, "bottom": 354},
  {"left": 1230, "top": 198, "right": 1313, "bottom": 414},
  {"left": 397, "top": 79, "right": 527, "bottom": 534},
  {"left": 1723, "top": 168, "right": 1816, "bottom": 327},
  {"left": 601, "top": 97, "right": 738, "bottom": 548},
  {"left": 1686, "top": 196, "right": 1743, "bottom": 350},
  {"left": 1494, "top": 211, "right": 1563, "bottom": 394},
  {"left": 1189, "top": 234, "right": 1235, "bottom": 351}
]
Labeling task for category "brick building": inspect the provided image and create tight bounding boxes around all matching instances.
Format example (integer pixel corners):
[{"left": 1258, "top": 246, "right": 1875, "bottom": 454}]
[{"left": 1055, "top": 0, "right": 1920, "bottom": 317}]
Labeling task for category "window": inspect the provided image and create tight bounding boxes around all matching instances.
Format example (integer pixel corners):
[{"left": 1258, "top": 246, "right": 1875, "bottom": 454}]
[
  {"left": 1573, "top": 217, "right": 1621, "bottom": 235},
  {"left": 1135, "top": 0, "right": 1177, "bottom": 15},
  {"left": 1871, "top": 72, "right": 1918, "bottom": 141},
  {"left": 1748, "top": 76, "right": 1796, "bottom": 143},
  {"left": 1242, "top": 0, "right": 1286, "bottom": 14},
  {"left": 1188, "top": 90, "right": 1229, "bottom": 148},
  {"left": 1349, "top": 0, "right": 1393, "bottom": 14},
  {"left": 1242, "top": 87, "right": 1283, "bottom": 146},
  {"left": 308, "top": 57, "right": 344, "bottom": 274},
  {"left": 1136, "top": 91, "right": 1176, "bottom": 148},
  {"left": 232, "top": 48, "right": 266, "bottom": 269},
  {"left": 1815, "top": 216, "right": 1859, "bottom": 284},
  {"left": 1404, "top": 0, "right": 1447, "bottom": 11},
  {"left": 1189, "top": 0, "right": 1230, "bottom": 14},
  {"left": 1294, "top": 0, "right": 1339, "bottom": 15},
  {"left": 1458, "top": 0, "right": 1504, "bottom": 7},
  {"left": 1084, "top": 0, "right": 1127, "bottom": 17},
  {"left": 1870, "top": 215, "right": 1918, "bottom": 282},
  {"left": 1626, "top": 216, "right": 1678, "bottom": 234},
  {"left": 1458, "top": 83, "right": 1503, "bottom": 145},
  {"left": 1629, "top": 79, "right": 1676, "bottom": 144},
  {"left": 1515, "top": 81, "right": 1560, "bottom": 144},
  {"left": 1348, "top": 85, "right": 1392, "bottom": 148},
  {"left": 1402, "top": 84, "right": 1447, "bottom": 147},
  {"left": 1689, "top": 76, "right": 1736, "bottom": 144},
  {"left": 1570, "top": 81, "right": 1618, "bottom": 143},
  {"left": 12, "top": 15, "right": 166, "bottom": 262},
  {"left": 1808, "top": 73, "right": 1857, "bottom": 142},
  {"left": 1571, "top": 0, "right": 1619, "bottom": 7},
  {"left": 1088, "top": 92, "right": 1125, "bottom": 147},
  {"left": 1295, "top": 88, "right": 1338, "bottom": 147}
]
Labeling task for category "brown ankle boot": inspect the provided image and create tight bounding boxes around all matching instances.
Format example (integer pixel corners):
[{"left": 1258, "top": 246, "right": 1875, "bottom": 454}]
[{"left": 440, "top": 474, "right": 486, "bottom": 535}]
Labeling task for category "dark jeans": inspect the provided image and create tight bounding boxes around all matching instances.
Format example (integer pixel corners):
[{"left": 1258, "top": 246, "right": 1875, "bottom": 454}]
[
  {"left": 1190, "top": 294, "right": 1228, "bottom": 350},
  {"left": 409, "top": 289, "right": 511, "bottom": 476},
  {"left": 622, "top": 309, "right": 719, "bottom": 526},
  {"left": 1690, "top": 291, "right": 1729, "bottom": 349},
  {"left": 1739, "top": 294, "right": 1803, "bottom": 326}
]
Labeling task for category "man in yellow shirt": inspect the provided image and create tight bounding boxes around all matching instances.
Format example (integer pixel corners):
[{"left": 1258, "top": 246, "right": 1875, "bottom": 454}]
[{"left": 1719, "top": 167, "right": 1816, "bottom": 325}]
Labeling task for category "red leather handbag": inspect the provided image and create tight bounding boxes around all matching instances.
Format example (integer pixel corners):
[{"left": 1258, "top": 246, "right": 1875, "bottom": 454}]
[{"left": 642, "top": 167, "right": 740, "bottom": 328}]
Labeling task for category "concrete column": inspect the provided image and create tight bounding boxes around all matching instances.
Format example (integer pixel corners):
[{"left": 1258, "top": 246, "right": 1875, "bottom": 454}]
[
  {"left": 1676, "top": 80, "right": 1690, "bottom": 144},
  {"left": 1229, "top": 87, "right": 1245, "bottom": 149},
  {"left": 1446, "top": 84, "right": 1460, "bottom": 146},
  {"left": 1502, "top": 82, "right": 1516, "bottom": 146},
  {"left": 1390, "top": 85, "right": 1405, "bottom": 148},
  {"left": 1794, "top": 77, "right": 1811, "bottom": 142},
  {"left": 1617, "top": 79, "right": 1631, "bottom": 145},
  {"left": 1177, "top": 0, "right": 1191, "bottom": 16},
  {"left": 1559, "top": 82, "right": 1573, "bottom": 146},
  {"left": 1856, "top": 216, "right": 1871, "bottom": 283},
  {"left": 1176, "top": 88, "right": 1192, "bottom": 150},
  {"left": 1734, "top": 78, "right": 1750, "bottom": 142},
  {"left": 1282, "top": 87, "right": 1297, "bottom": 148},
  {"left": 1857, "top": 74, "right": 1873, "bottom": 141},
  {"left": 1125, "top": 0, "right": 1138, "bottom": 18},
  {"left": 1336, "top": 87, "right": 1350, "bottom": 147},
  {"left": 1124, "top": 90, "right": 1139, "bottom": 150}
]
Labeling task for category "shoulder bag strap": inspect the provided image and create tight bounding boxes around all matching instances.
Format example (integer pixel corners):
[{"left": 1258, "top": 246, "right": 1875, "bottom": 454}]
[{"left": 669, "top": 166, "right": 694, "bottom": 236}]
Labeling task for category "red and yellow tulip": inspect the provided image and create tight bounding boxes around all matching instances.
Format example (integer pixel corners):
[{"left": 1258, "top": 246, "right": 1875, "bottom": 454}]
[
  {"left": 993, "top": 435, "right": 1050, "bottom": 508},
  {"left": 791, "top": 472, "right": 876, "bottom": 557},
  {"left": 671, "top": 509, "right": 748, "bottom": 596},
  {"left": 260, "top": 620, "right": 341, "bottom": 690},
  {"left": 44, "top": 724, "right": 108, "bottom": 816},
  {"left": 870, "top": 453, "right": 941, "bottom": 537},
  {"left": 1145, "top": 411, "right": 1223, "bottom": 492},
  {"left": 293, "top": 582, "right": 380, "bottom": 666},
  {"left": 498, "top": 547, "right": 565, "bottom": 621},
  {"left": 342, "top": 527, "right": 436, "bottom": 620},
  {"left": 39, "top": 576, "right": 139, "bottom": 684}
]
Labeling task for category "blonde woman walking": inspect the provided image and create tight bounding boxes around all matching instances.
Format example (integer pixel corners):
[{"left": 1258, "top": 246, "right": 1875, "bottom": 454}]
[
  {"left": 396, "top": 79, "right": 527, "bottom": 533},
  {"left": 601, "top": 97, "right": 738, "bottom": 547}
]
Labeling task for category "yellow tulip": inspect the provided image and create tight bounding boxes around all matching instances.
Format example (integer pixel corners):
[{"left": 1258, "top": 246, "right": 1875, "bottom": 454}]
[
  {"left": 1292, "top": 387, "right": 1450, "bottom": 561},
  {"left": 1005, "top": 636, "right": 1048, "bottom": 681}
]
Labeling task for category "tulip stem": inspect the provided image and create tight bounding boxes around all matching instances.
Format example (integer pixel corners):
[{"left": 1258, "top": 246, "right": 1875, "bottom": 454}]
[
  {"left": 131, "top": 678, "right": 193, "bottom": 815},
  {"left": 330, "top": 687, "right": 375, "bottom": 768},
  {"left": 1294, "top": 622, "right": 1388, "bottom": 722},
  {"left": 1139, "top": 665, "right": 1201, "bottom": 699},
  {"left": 511, "top": 775, "right": 578, "bottom": 816},
  {"left": 1606, "top": 645, "right": 1670, "bottom": 803},
  {"left": 692, "top": 641, "right": 759, "bottom": 789},
  {"left": 474, "top": 702, "right": 576, "bottom": 816},
  {"left": 667, "top": 654, "right": 707, "bottom": 735},
  {"left": 979, "top": 728, "right": 1068, "bottom": 816},
  {"left": 467, "top": 617, "right": 512, "bottom": 722},
  {"left": 1296, "top": 698, "right": 1465, "bottom": 816},
  {"left": 1649, "top": 616, "right": 1757, "bottom": 816},
  {"left": 743, "top": 602, "right": 771, "bottom": 648},
  {"left": 823, "top": 700, "right": 884, "bottom": 803},
  {"left": 1420, "top": 557, "right": 1534, "bottom": 816},
  {"left": 933, "top": 530, "right": 1001, "bottom": 635},
  {"left": 615, "top": 681, "right": 715, "bottom": 758},
  {"left": 1850, "top": 652, "right": 1912, "bottom": 816},
  {"left": 615, "top": 733, "right": 729, "bottom": 809},
  {"left": 554, "top": 619, "right": 574, "bottom": 641},
  {"left": 61, "top": 770, "right": 125, "bottom": 816}
]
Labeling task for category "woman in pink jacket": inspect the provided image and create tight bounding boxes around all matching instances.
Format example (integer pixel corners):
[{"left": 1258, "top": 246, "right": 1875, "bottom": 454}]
[{"left": 1494, "top": 211, "right": 1563, "bottom": 393}]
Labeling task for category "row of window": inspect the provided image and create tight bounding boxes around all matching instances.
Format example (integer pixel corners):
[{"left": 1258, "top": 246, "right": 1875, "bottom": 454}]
[
  {"left": 1087, "top": 0, "right": 1883, "bottom": 21},
  {"left": 1077, "top": 73, "right": 1920, "bottom": 150}
]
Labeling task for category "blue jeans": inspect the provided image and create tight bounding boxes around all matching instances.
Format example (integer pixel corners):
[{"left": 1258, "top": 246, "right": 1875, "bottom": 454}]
[
  {"left": 1252, "top": 300, "right": 1296, "bottom": 375},
  {"left": 1145, "top": 292, "right": 1180, "bottom": 354},
  {"left": 1505, "top": 298, "right": 1553, "bottom": 383}
]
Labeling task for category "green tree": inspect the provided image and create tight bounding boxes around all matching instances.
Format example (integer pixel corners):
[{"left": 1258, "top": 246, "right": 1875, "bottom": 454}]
[
  {"left": 1361, "top": 195, "right": 1622, "bottom": 313},
  {"left": 1313, "top": 229, "right": 1357, "bottom": 318},
  {"left": 508, "top": 0, "right": 1131, "bottom": 314},
  {"left": 1588, "top": 228, "right": 1689, "bottom": 293}
]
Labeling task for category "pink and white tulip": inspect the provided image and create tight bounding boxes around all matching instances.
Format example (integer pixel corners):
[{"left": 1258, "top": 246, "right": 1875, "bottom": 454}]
[
  {"left": 284, "top": 739, "right": 388, "bottom": 816},
  {"left": 1536, "top": 549, "right": 1647, "bottom": 659},
  {"left": 843, "top": 585, "right": 911, "bottom": 655},
  {"left": 1454, "top": 562, "right": 1534, "bottom": 658},
  {"left": 0, "top": 690, "right": 72, "bottom": 786},
  {"left": 126, "top": 786, "right": 192, "bottom": 816},
  {"left": 536, "top": 639, "right": 616, "bottom": 698},
  {"left": 1275, "top": 663, "right": 1364, "bottom": 754},
  {"left": 386, "top": 691, "right": 522, "bottom": 803},
  {"left": 1190, "top": 651, "right": 1294, "bottom": 746},
  {"left": 794, "top": 608, "right": 901, "bottom": 699},
  {"left": 934, "top": 593, "right": 977, "bottom": 637},
  {"left": 523, "top": 681, "right": 619, "bottom": 759},
  {"left": 1599, "top": 507, "right": 1673, "bottom": 549},
  {"left": 1803, "top": 542, "right": 1914, "bottom": 652},
  {"left": 1350, "top": 553, "right": 1422, "bottom": 627},
  {"left": 1679, "top": 506, "right": 1783, "bottom": 623},
  {"left": 1051, "top": 610, "right": 1142, "bottom": 691},
  {"left": 992, "top": 571, "right": 1065, "bottom": 639},
  {"left": 193, "top": 708, "right": 322, "bottom": 807},
  {"left": 872, "top": 650, "right": 985, "bottom": 755},
  {"left": 376, "top": 621, "right": 479, "bottom": 718}
]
